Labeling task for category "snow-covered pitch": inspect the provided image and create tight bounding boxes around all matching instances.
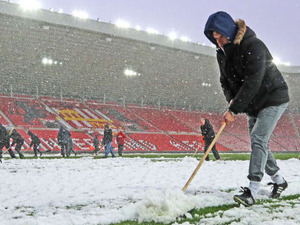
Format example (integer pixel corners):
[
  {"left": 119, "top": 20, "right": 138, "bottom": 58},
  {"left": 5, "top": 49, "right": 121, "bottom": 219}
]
[{"left": 1, "top": 156, "right": 300, "bottom": 225}]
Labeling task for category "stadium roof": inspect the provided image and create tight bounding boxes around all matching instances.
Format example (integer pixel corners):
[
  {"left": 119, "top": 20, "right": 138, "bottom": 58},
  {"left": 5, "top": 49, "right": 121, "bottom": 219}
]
[
  {"left": 1, "top": 1, "right": 299, "bottom": 74},
  {"left": 0, "top": 1, "right": 216, "bottom": 58}
]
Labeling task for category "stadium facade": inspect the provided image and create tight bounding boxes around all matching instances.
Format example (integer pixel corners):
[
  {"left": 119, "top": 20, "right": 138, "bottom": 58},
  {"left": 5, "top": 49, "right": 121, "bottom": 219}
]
[
  {"left": 0, "top": 1, "right": 299, "bottom": 153},
  {"left": 1, "top": 1, "right": 299, "bottom": 111}
]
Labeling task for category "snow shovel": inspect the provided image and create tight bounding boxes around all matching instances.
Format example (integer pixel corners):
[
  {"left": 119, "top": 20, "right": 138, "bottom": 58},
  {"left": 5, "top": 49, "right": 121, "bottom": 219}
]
[
  {"left": 192, "top": 137, "right": 204, "bottom": 157},
  {"left": 2, "top": 146, "right": 11, "bottom": 155},
  {"left": 182, "top": 123, "right": 226, "bottom": 192}
]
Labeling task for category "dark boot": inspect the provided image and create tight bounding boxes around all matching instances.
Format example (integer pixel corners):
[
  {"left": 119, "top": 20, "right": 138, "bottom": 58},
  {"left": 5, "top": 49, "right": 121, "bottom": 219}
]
[
  {"left": 8, "top": 149, "right": 16, "bottom": 158},
  {"left": 233, "top": 187, "right": 255, "bottom": 207},
  {"left": 268, "top": 179, "right": 288, "bottom": 198}
]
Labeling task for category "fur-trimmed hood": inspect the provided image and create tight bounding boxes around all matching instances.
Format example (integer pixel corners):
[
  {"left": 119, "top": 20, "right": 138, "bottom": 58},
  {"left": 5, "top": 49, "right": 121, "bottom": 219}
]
[{"left": 233, "top": 19, "right": 247, "bottom": 45}]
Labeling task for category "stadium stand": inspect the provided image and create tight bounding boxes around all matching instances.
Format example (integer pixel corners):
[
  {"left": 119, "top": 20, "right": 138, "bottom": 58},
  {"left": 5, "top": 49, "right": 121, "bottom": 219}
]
[
  {"left": 128, "top": 133, "right": 193, "bottom": 152},
  {"left": 169, "top": 133, "right": 230, "bottom": 152},
  {"left": 273, "top": 113, "right": 297, "bottom": 136},
  {"left": 0, "top": 2, "right": 299, "bottom": 154},
  {"left": 128, "top": 106, "right": 194, "bottom": 133},
  {"left": 86, "top": 101, "right": 159, "bottom": 132},
  {"left": 0, "top": 110, "right": 10, "bottom": 125},
  {"left": 41, "top": 97, "right": 111, "bottom": 130},
  {"left": 0, "top": 95, "right": 60, "bottom": 128},
  {"left": 22, "top": 129, "right": 93, "bottom": 152}
]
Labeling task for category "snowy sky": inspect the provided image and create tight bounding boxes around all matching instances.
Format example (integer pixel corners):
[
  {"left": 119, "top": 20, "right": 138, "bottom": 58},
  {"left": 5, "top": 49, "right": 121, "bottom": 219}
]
[{"left": 10, "top": 0, "right": 300, "bottom": 66}]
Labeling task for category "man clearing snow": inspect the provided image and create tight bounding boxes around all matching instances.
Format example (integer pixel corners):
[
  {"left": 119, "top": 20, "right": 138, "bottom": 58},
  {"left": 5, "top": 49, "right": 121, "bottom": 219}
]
[
  {"left": 102, "top": 124, "right": 115, "bottom": 158},
  {"left": 116, "top": 128, "right": 127, "bottom": 156},
  {"left": 204, "top": 11, "right": 289, "bottom": 206}
]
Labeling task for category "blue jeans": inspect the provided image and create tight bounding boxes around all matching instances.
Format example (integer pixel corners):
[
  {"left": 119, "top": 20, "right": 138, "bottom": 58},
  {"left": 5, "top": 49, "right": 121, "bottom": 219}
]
[
  {"left": 247, "top": 103, "right": 288, "bottom": 182},
  {"left": 104, "top": 142, "right": 115, "bottom": 158}
]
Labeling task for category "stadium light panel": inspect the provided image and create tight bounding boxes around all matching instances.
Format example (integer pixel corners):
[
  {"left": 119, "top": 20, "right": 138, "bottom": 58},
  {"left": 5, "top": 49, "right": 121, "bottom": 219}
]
[
  {"left": 180, "top": 36, "right": 190, "bottom": 42},
  {"left": 58, "top": 9, "right": 63, "bottom": 13},
  {"left": 42, "top": 58, "right": 61, "bottom": 66},
  {"left": 135, "top": 25, "right": 141, "bottom": 31},
  {"left": 273, "top": 57, "right": 281, "bottom": 65},
  {"left": 273, "top": 57, "right": 290, "bottom": 66},
  {"left": 202, "top": 83, "right": 211, "bottom": 87},
  {"left": 42, "top": 58, "right": 48, "bottom": 64},
  {"left": 18, "top": 0, "right": 41, "bottom": 11},
  {"left": 72, "top": 10, "right": 88, "bottom": 19},
  {"left": 124, "top": 69, "right": 138, "bottom": 77},
  {"left": 168, "top": 32, "right": 177, "bottom": 40},
  {"left": 115, "top": 19, "right": 130, "bottom": 28},
  {"left": 146, "top": 28, "right": 159, "bottom": 34}
]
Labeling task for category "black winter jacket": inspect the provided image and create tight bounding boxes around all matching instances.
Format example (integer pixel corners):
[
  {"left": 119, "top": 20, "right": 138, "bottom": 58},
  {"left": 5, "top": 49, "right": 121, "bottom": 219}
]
[
  {"left": 212, "top": 20, "right": 289, "bottom": 116},
  {"left": 93, "top": 135, "right": 99, "bottom": 146},
  {"left": 200, "top": 119, "right": 215, "bottom": 140},
  {"left": 10, "top": 129, "right": 24, "bottom": 145},
  {"left": 102, "top": 129, "right": 112, "bottom": 145},
  {"left": 57, "top": 127, "right": 71, "bottom": 145},
  {"left": 0, "top": 124, "right": 10, "bottom": 146},
  {"left": 28, "top": 131, "right": 41, "bottom": 147}
]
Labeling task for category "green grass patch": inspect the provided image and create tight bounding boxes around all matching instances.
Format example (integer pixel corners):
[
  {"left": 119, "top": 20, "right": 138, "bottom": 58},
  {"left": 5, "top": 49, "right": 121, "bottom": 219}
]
[
  {"left": 65, "top": 204, "right": 87, "bottom": 210},
  {"left": 111, "top": 194, "right": 300, "bottom": 225},
  {"left": 3, "top": 152, "right": 299, "bottom": 161}
]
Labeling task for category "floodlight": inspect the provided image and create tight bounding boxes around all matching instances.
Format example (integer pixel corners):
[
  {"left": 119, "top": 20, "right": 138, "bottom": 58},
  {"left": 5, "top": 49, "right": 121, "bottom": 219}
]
[
  {"left": 124, "top": 69, "right": 137, "bottom": 77},
  {"left": 273, "top": 57, "right": 281, "bottom": 65},
  {"left": 42, "top": 58, "right": 48, "bottom": 64},
  {"left": 202, "top": 83, "right": 211, "bottom": 87},
  {"left": 58, "top": 9, "right": 63, "bottom": 13},
  {"left": 168, "top": 32, "right": 177, "bottom": 40},
  {"left": 273, "top": 57, "right": 290, "bottom": 66},
  {"left": 180, "top": 36, "right": 190, "bottom": 42},
  {"left": 115, "top": 19, "right": 130, "bottom": 28},
  {"left": 135, "top": 25, "right": 141, "bottom": 31},
  {"left": 72, "top": 10, "right": 88, "bottom": 19},
  {"left": 146, "top": 28, "right": 159, "bottom": 34},
  {"left": 48, "top": 59, "right": 53, "bottom": 65},
  {"left": 18, "top": 0, "right": 41, "bottom": 11}
]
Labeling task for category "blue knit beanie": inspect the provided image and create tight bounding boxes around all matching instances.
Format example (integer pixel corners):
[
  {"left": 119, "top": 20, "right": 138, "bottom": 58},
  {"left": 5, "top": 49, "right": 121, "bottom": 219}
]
[{"left": 204, "top": 11, "right": 238, "bottom": 45}]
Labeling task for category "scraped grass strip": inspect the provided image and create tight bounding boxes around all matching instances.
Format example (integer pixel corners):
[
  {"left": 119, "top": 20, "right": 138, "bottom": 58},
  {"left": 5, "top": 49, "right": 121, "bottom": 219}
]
[{"left": 121, "top": 153, "right": 299, "bottom": 160}]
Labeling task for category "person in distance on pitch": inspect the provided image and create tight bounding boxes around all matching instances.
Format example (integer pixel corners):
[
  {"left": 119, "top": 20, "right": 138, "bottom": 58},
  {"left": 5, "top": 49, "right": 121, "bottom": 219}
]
[
  {"left": 28, "top": 130, "right": 43, "bottom": 157},
  {"left": 200, "top": 118, "right": 220, "bottom": 161}
]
